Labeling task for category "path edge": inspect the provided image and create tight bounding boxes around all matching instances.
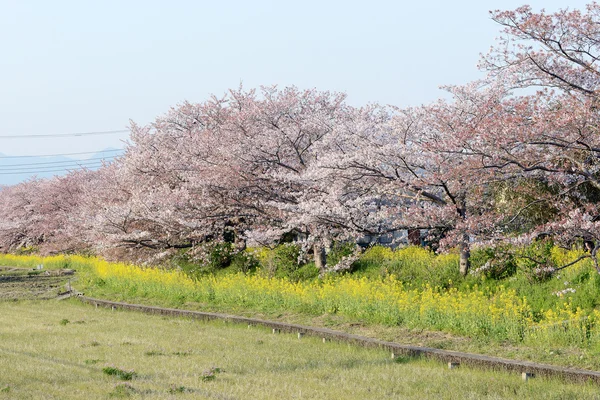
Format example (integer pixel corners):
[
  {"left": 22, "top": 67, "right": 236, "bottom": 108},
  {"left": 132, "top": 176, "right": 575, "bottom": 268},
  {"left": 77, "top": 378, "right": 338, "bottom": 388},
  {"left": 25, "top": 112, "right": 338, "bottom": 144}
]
[{"left": 77, "top": 295, "right": 600, "bottom": 384}]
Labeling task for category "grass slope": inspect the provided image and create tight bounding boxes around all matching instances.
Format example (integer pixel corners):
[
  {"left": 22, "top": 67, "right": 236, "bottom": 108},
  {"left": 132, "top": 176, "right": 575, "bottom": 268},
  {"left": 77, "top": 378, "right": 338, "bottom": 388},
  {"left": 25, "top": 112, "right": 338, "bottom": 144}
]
[
  {"left": 4, "top": 254, "right": 600, "bottom": 371},
  {"left": 0, "top": 300, "right": 598, "bottom": 399}
]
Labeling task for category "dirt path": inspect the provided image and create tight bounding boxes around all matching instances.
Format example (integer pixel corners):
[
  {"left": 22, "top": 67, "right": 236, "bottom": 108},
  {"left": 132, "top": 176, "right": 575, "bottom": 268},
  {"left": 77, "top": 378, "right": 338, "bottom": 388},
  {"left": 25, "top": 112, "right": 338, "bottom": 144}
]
[{"left": 0, "top": 266, "right": 74, "bottom": 300}]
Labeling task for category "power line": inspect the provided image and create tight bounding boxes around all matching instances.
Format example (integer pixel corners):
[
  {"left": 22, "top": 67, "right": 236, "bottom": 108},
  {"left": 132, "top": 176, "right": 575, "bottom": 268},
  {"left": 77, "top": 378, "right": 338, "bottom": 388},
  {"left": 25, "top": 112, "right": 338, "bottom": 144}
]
[
  {"left": 0, "top": 162, "right": 105, "bottom": 173},
  {"left": 0, "top": 156, "right": 119, "bottom": 168},
  {"left": 0, "top": 149, "right": 125, "bottom": 159},
  {"left": 0, "top": 169, "right": 98, "bottom": 175},
  {"left": 0, "top": 164, "right": 105, "bottom": 175},
  {"left": 0, "top": 129, "right": 129, "bottom": 139},
  {"left": 0, "top": 161, "right": 106, "bottom": 172},
  {"left": 0, "top": 146, "right": 123, "bottom": 176}
]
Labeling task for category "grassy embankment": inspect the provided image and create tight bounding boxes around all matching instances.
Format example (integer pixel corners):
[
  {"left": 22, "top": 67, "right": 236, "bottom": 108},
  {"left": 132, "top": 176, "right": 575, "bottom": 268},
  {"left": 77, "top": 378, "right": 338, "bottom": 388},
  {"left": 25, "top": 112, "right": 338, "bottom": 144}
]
[
  {"left": 3, "top": 245, "right": 600, "bottom": 371},
  {"left": 0, "top": 300, "right": 598, "bottom": 400}
]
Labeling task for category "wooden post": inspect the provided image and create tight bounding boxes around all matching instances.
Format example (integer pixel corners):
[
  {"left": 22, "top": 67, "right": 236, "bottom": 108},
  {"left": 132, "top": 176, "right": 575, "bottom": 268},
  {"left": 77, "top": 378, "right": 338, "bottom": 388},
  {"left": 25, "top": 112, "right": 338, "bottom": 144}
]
[{"left": 522, "top": 372, "right": 534, "bottom": 381}]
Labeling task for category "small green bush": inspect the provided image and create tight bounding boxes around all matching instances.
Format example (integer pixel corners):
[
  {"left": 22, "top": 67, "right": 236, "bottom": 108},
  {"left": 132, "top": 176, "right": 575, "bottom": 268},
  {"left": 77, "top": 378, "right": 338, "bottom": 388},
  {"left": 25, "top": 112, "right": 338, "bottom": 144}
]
[
  {"left": 516, "top": 239, "right": 557, "bottom": 282},
  {"left": 205, "top": 242, "right": 234, "bottom": 270},
  {"left": 290, "top": 263, "right": 319, "bottom": 281},
  {"left": 255, "top": 244, "right": 302, "bottom": 279},
  {"left": 326, "top": 242, "right": 357, "bottom": 269},
  {"left": 201, "top": 366, "right": 224, "bottom": 382},
  {"left": 15, "top": 246, "right": 38, "bottom": 255},
  {"left": 168, "top": 386, "right": 189, "bottom": 394},
  {"left": 175, "top": 242, "right": 237, "bottom": 279},
  {"left": 470, "top": 246, "right": 517, "bottom": 280},
  {"left": 102, "top": 366, "right": 137, "bottom": 381},
  {"left": 144, "top": 350, "right": 164, "bottom": 356},
  {"left": 352, "top": 246, "right": 459, "bottom": 288},
  {"left": 229, "top": 251, "right": 260, "bottom": 274}
]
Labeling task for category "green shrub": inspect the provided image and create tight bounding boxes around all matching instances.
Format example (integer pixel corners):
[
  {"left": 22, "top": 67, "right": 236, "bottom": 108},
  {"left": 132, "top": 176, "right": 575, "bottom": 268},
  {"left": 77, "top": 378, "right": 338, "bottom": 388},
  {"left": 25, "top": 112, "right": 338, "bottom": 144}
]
[
  {"left": 290, "top": 263, "right": 319, "bottom": 281},
  {"left": 171, "top": 252, "right": 202, "bottom": 280},
  {"left": 14, "top": 246, "right": 38, "bottom": 255},
  {"left": 102, "top": 366, "right": 136, "bottom": 381},
  {"left": 470, "top": 245, "right": 518, "bottom": 280},
  {"left": 353, "top": 246, "right": 459, "bottom": 288},
  {"left": 516, "top": 239, "right": 557, "bottom": 282},
  {"left": 174, "top": 242, "right": 237, "bottom": 279},
  {"left": 254, "top": 244, "right": 302, "bottom": 279},
  {"left": 229, "top": 251, "right": 260, "bottom": 274},
  {"left": 203, "top": 242, "right": 234, "bottom": 271},
  {"left": 326, "top": 242, "right": 357, "bottom": 269}
]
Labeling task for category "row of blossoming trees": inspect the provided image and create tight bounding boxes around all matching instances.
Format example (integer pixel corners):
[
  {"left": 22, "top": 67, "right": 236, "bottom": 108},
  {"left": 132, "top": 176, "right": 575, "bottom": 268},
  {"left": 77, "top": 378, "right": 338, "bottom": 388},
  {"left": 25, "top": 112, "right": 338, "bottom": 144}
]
[{"left": 2, "top": 4, "right": 600, "bottom": 276}]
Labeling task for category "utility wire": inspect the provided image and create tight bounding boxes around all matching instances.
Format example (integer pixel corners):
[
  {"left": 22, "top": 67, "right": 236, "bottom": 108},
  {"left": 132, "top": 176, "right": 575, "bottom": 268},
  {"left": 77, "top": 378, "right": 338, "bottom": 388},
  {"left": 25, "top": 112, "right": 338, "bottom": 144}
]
[
  {"left": 0, "top": 156, "right": 119, "bottom": 168},
  {"left": 0, "top": 164, "right": 105, "bottom": 175},
  {"left": 0, "top": 161, "right": 106, "bottom": 173},
  {"left": 0, "top": 169, "right": 98, "bottom": 175},
  {"left": 0, "top": 149, "right": 125, "bottom": 159},
  {"left": 0, "top": 167, "right": 101, "bottom": 175},
  {"left": 0, "top": 129, "right": 129, "bottom": 139}
]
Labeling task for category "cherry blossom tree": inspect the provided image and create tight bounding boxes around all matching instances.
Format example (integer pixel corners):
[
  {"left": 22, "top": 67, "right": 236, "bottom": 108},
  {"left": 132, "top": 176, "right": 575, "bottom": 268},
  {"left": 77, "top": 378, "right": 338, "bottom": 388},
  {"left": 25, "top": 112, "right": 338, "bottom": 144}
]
[
  {"left": 484, "top": 3, "right": 600, "bottom": 98},
  {"left": 0, "top": 179, "right": 44, "bottom": 251},
  {"left": 110, "top": 86, "right": 355, "bottom": 269},
  {"left": 221, "top": 86, "right": 357, "bottom": 270},
  {"left": 310, "top": 78, "right": 519, "bottom": 275},
  {"left": 476, "top": 3, "right": 600, "bottom": 271},
  {"left": 0, "top": 170, "right": 95, "bottom": 254}
]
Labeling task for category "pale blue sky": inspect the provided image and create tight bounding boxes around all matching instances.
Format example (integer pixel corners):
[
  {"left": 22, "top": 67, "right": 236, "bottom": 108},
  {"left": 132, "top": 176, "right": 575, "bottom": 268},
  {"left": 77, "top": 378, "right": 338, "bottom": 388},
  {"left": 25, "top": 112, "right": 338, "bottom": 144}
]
[{"left": 0, "top": 0, "right": 591, "bottom": 158}]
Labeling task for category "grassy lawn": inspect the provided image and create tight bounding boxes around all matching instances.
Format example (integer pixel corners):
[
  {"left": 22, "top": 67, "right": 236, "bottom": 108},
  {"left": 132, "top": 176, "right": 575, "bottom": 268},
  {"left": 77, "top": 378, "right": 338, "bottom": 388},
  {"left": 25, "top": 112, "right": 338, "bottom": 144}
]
[
  {"left": 0, "top": 300, "right": 598, "bottom": 399},
  {"left": 4, "top": 256, "right": 600, "bottom": 371}
]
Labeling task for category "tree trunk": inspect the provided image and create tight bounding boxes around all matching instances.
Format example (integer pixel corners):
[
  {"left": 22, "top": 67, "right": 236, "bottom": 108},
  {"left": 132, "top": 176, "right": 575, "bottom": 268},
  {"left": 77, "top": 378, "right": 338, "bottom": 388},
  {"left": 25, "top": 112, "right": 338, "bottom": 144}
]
[
  {"left": 459, "top": 234, "right": 470, "bottom": 277},
  {"left": 456, "top": 198, "right": 470, "bottom": 277},
  {"left": 314, "top": 243, "right": 326, "bottom": 273},
  {"left": 408, "top": 229, "right": 421, "bottom": 246},
  {"left": 592, "top": 244, "right": 600, "bottom": 274}
]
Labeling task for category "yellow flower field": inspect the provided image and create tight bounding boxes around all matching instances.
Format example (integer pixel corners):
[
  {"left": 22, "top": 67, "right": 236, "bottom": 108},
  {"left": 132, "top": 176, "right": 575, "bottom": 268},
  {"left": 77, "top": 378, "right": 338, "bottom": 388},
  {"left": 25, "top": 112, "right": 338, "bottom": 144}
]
[{"left": 1, "top": 253, "right": 598, "bottom": 347}]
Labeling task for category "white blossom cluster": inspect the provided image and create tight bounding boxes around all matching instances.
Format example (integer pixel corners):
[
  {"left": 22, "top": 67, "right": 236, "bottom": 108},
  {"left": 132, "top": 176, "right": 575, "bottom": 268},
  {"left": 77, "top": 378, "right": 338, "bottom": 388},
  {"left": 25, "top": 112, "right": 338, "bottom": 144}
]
[{"left": 553, "top": 288, "right": 576, "bottom": 297}]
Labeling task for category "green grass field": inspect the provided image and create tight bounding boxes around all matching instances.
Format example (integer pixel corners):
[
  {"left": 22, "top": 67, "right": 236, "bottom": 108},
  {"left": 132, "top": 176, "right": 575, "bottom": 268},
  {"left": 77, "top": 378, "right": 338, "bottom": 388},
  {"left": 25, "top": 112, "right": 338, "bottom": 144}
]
[{"left": 0, "top": 300, "right": 598, "bottom": 399}]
